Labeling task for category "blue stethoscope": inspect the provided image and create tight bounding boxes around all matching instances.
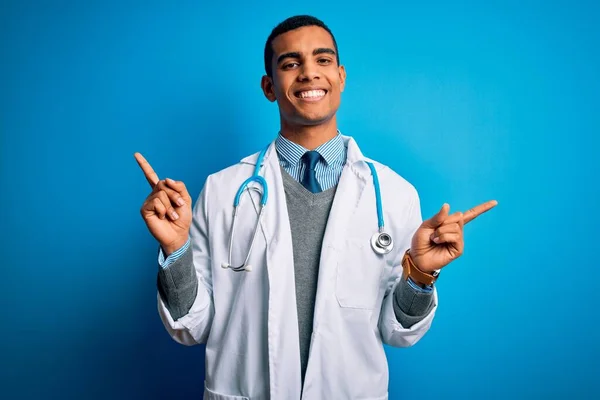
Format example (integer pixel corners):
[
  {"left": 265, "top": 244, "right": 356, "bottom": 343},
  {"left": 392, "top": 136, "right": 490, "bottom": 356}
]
[{"left": 221, "top": 146, "right": 393, "bottom": 272}]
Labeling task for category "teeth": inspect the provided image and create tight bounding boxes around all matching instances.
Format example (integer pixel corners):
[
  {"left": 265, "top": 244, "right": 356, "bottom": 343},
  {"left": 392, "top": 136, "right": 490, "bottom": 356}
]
[{"left": 299, "top": 90, "right": 325, "bottom": 98}]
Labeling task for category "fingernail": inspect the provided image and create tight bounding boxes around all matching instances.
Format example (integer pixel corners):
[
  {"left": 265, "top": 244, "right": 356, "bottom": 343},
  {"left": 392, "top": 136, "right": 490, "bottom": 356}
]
[
  {"left": 433, "top": 236, "right": 440, "bottom": 243},
  {"left": 177, "top": 198, "right": 185, "bottom": 206},
  {"left": 172, "top": 211, "right": 179, "bottom": 220}
]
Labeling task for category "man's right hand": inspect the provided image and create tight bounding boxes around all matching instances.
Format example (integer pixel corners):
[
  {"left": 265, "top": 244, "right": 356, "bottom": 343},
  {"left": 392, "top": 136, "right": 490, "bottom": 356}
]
[{"left": 134, "top": 152, "right": 193, "bottom": 255}]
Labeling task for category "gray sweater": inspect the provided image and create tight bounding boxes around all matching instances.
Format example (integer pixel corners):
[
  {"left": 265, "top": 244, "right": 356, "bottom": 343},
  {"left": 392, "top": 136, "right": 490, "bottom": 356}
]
[{"left": 281, "top": 169, "right": 337, "bottom": 383}]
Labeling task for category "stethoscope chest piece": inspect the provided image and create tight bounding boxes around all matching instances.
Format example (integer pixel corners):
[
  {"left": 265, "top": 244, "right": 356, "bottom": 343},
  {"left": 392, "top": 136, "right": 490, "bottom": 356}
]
[{"left": 370, "top": 231, "right": 394, "bottom": 255}]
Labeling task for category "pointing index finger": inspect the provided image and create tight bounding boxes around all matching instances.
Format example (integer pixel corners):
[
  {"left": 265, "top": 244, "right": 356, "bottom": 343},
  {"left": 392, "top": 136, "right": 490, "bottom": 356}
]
[
  {"left": 463, "top": 200, "right": 498, "bottom": 224},
  {"left": 134, "top": 152, "right": 159, "bottom": 188}
]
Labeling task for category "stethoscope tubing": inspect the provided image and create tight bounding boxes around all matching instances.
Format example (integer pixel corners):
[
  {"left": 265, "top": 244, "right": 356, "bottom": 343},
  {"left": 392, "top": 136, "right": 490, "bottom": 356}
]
[{"left": 224, "top": 146, "right": 394, "bottom": 272}]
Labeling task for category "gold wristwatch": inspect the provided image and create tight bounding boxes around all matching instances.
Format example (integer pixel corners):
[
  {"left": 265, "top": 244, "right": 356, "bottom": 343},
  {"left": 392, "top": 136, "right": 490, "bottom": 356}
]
[{"left": 401, "top": 250, "right": 439, "bottom": 286}]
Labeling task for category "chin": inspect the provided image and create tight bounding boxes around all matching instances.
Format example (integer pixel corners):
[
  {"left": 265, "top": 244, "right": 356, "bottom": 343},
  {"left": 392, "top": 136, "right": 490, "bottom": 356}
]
[{"left": 295, "top": 111, "right": 335, "bottom": 125}]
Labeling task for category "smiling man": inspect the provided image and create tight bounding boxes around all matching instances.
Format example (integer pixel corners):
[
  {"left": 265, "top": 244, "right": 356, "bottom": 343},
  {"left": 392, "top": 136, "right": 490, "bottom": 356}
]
[
  {"left": 261, "top": 23, "right": 345, "bottom": 148},
  {"left": 136, "top": 15, "right": 496, "bottom": 400}
]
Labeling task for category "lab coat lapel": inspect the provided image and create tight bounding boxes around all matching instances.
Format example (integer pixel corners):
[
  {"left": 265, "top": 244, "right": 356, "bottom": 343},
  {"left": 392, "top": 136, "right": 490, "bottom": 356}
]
[
  {"left": 312, "top": 137, "right": 371, "bottom": 324},
  {"left": 242, "top": 142, "right": 303, "bottom": 399}
]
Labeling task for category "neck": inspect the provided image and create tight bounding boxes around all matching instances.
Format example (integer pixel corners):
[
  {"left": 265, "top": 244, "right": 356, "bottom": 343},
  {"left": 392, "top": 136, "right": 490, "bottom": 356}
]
[{"left": 279, "top": 117, "right": 338, "bottom": 150}]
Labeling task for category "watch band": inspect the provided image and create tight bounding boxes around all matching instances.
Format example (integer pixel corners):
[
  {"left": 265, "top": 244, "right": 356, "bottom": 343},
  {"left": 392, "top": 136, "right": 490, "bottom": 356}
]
[{"left": 401, "top": 250, "right": 439, "bottom": 286}]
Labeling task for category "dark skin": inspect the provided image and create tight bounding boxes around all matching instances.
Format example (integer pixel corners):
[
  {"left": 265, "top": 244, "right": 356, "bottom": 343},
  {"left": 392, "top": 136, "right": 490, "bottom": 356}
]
[
  {"left": 135, "top": 24, "right": 498, "bottom": 271},
  {"left": 261, "top": 25, "right": 346, "bottom": 150}
]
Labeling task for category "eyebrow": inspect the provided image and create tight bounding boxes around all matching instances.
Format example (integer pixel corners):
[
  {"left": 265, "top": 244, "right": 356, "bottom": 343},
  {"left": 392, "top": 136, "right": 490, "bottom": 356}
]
[{"left": 276, "top": 47, "right": 337, "bottom": 64}]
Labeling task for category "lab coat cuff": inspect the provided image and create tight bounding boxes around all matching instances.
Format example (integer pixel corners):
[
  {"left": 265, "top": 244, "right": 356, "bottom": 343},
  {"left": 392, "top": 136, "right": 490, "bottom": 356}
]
[{"left": 379, "top": 277, "right": 437, "bottom": 347}]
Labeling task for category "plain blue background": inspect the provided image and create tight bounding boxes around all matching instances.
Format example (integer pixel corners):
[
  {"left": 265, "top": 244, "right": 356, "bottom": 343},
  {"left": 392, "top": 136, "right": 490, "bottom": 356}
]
[{"left": 1, "top": 0, "right": 599, "bottom": 398}]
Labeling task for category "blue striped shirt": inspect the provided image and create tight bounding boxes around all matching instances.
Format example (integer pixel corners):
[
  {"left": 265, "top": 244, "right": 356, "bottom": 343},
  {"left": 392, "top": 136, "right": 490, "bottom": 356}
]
[
  {"left": 276, "top": 133, "right": 346, "bottom": 191},
  {"left": 158, "top": 239, "right": 190, "bottom": 268}
]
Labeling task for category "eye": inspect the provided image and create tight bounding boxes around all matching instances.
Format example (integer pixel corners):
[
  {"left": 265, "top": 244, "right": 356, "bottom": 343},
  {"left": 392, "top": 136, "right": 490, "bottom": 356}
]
[
  {"left": 282, "top": 62, "right": 300, "bottom": 70},
  {"left": 318, "top": 58, "right": 332, "bottom": 65}
]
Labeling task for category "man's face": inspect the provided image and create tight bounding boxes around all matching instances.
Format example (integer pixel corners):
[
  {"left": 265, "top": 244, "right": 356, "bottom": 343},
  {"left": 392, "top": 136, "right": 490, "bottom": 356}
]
[{"left": 262, "top": 25, "right": 346, "bottom": 127}]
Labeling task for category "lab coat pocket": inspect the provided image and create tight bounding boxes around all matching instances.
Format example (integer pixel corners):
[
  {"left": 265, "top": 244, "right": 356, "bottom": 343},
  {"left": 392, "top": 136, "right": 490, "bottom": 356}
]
[
  {"left": 335, "top": 238, "right": 386, "bottom": 310},
  {"left": 204, "top": 385, "right": 249, "bottom": 400}
]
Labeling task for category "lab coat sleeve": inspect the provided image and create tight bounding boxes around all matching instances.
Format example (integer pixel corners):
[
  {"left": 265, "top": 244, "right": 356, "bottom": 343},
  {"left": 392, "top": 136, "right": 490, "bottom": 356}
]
[
  {"left": 378, "top": 188, "right": 438, "bottom": 347},
  {"left": 157, "top": 179, "right": 215, "bottom": 346}
]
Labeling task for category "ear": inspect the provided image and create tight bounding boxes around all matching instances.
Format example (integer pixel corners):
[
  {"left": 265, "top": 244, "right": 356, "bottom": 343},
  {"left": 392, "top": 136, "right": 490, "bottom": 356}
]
[
  {"left": 338, "top": 65, "right": 347, "bottom": 93},
  {"left": 261, "top": 75, "right": 277, "bottom": 102}
]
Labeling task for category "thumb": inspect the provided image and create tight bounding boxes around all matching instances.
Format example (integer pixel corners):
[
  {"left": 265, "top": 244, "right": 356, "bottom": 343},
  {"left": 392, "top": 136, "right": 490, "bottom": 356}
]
[{"left": 422, "top": 203, "right": 450, "bottom": 228}]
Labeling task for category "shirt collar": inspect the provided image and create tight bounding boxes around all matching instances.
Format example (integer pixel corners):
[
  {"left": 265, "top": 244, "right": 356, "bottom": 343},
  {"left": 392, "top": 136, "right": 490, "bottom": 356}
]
[{"left": 275, "top": 132, "right": 346, "bottom": 167}]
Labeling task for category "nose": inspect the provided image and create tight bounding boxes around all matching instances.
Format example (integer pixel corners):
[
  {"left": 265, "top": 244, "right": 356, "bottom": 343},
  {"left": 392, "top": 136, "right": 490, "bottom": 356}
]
[{"left": 297, "top": 60, "right": 320, "bottom": 82}]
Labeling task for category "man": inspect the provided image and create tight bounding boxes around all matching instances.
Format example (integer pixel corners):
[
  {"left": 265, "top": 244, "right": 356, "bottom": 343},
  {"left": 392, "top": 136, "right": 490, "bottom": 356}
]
[{"left": 135, "top": 15, "right": 496, "bottom": 399}]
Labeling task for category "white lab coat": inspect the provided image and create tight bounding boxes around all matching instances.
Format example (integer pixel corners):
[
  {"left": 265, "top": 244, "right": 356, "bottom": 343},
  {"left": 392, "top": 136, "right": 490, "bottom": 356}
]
[{"left": 158, "top": 135, "right": 438, "bottom": 400}]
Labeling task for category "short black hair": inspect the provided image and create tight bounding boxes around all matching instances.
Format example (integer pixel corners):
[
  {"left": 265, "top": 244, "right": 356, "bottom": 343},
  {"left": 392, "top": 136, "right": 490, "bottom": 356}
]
[{"left": 264, "top": 15, "right": 340, "bottom": 77}]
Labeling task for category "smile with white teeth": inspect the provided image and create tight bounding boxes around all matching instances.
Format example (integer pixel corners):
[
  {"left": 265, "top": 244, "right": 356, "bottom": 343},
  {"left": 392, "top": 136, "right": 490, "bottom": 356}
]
[{"left": 296, "top": 89, "right": 326, "bottom": 99}]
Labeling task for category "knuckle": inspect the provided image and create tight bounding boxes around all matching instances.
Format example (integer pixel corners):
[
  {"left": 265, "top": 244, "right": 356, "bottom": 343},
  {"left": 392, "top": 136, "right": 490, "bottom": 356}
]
[{"left": 167, "top": 178, "right": 183, "bottom": 187}]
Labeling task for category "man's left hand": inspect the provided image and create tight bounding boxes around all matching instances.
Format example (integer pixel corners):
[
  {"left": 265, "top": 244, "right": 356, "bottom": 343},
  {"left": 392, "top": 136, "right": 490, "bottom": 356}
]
[{"left": 409, "top": 200, "right": 498, "bottom": 273}]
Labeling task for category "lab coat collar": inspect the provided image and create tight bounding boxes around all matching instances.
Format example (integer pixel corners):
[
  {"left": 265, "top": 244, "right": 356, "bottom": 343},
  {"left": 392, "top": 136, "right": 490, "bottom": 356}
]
[{"left": 239, "top": 133, "right": 377, "bottom": 180}]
